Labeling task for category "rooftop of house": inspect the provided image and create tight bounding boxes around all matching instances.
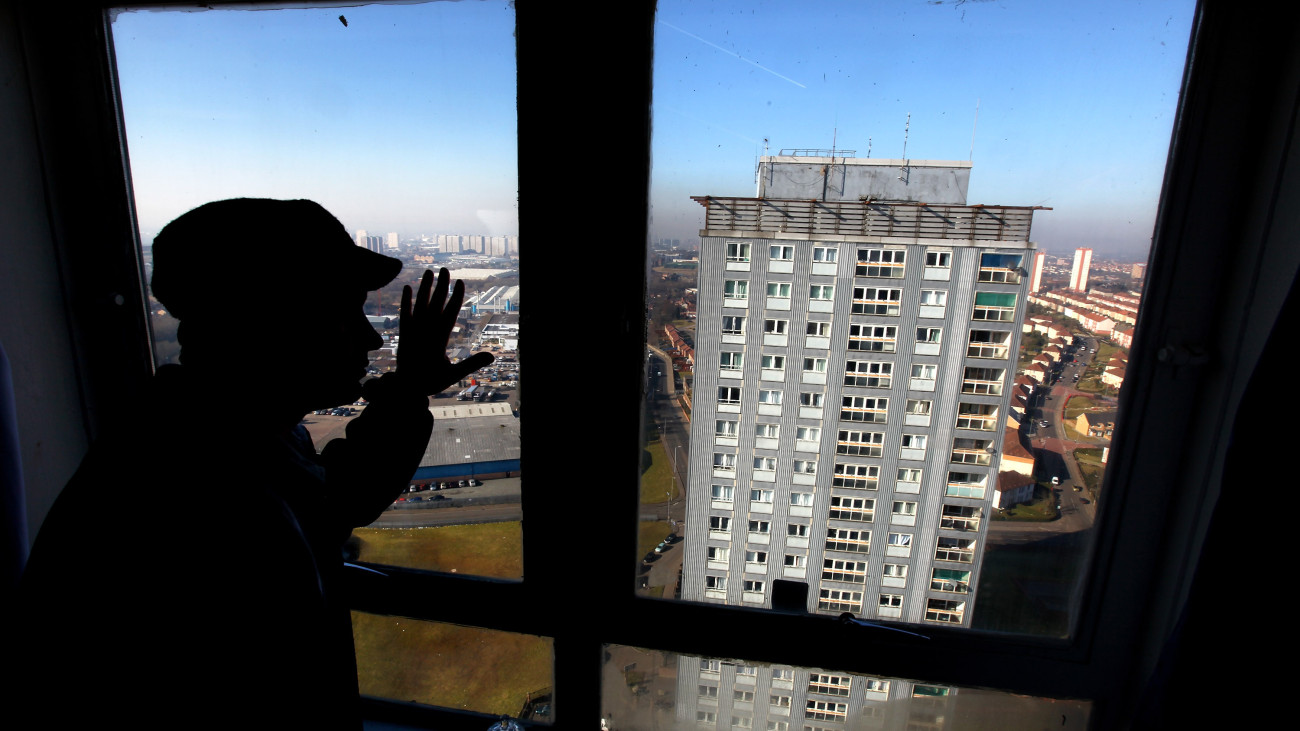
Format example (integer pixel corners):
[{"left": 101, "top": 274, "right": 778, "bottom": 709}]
[{"left": 997, "top": 470, "right": 1037, "bottom": 492}]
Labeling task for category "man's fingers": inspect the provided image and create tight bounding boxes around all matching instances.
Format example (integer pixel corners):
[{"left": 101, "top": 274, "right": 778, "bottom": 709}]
[
  {"left": 415, "top": 269, "right": 434, "bottom": 314},
  {"left": 442, "top": 280, "right": 466, "bottom": 335},
  {"left": 430, "top": 268, "right": 450, "bottom": 319},
  {"left": 450, "top": 352, "right": 495, "bottom": 383}
]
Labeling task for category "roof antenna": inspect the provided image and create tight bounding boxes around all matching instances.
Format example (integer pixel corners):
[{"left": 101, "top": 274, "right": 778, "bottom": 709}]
[
  {"left": 970, "top": 98, "right": 980, "bottom": 161},
  {"left": 821, "top": 128, "right": 839, "bottom": 202},
  {"left": 898, "top": 112, "right": 911, "bottom": 182},
  {"left": 867, "top": 137, "right": 872, "bottom": 159}
]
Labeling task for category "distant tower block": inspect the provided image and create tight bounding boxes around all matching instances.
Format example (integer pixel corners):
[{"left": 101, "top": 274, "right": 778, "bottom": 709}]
[
  {"left": 1070, "top": 247, "right": 1093, "bottom": 291},
  {"left": 1030, "top": 251, "right": 1046, "bottom": 293},
  {"left": 1131, "top": 262, "right": 1146, "bottom": 279}
]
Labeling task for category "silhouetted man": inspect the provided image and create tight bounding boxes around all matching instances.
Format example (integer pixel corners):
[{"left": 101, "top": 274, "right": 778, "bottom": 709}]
[{"left": 14, "top": 199, "right": 491, "bottom": 728}]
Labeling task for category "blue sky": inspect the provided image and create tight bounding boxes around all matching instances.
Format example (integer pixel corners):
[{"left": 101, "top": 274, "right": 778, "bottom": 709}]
[
  {"left": 113, "top": 2, "right": 519, "bottom": 242},
  {"left": 113, "top": 1, "right": 1194, "bottom": 259},
  {"left": 651, "top": 0, "right": 1195, "bottom": 258}
]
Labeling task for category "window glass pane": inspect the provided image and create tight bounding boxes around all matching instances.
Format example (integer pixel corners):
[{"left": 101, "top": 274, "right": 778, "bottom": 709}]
[
  {"left": 602, "top": 647, "right": 1089, "bottom": 729},
  {"left": 112, "top": 2, "right": 521, "bottom": 583},
  {"left": 355, "top": 613, "right": 552, "bottom": 721},
  {"left": 641, "top": 0, "right": 1194, "bottom": 637}
]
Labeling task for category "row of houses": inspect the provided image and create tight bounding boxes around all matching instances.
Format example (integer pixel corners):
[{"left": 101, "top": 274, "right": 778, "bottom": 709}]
[
  {"left": 663, "top": 323, "right": 694, "bottom": 370},
  {"left": 1032, "top": 288, "right": 1142, "bottom": 327}
]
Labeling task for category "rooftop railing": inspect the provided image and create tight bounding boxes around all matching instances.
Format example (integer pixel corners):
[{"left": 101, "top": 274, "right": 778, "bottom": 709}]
[{"left": 693, "top": 196, "right": 1043, "bottom": 242}]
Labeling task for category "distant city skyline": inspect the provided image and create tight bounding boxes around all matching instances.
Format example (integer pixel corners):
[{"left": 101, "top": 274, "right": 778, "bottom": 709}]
[{"left": 113, "top": 1, "right": 1194, "bottom": 262}]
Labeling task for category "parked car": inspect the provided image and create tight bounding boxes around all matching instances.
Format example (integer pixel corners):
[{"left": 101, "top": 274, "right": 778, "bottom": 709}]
[
  {"left": 1051, "top": 476, "right": 1061, "bottom": 485},
  {"left": 431, "top": 494, "right": 449, "bottom": 501},
  {"left": 458, "top": 479, "right": 469, "bottom": 487},
  {"left": 468, "top": 478, "right": 482, "bottom": 486},
  {"left": 407, "top": 496, "right": 423, "bottom": 502}
]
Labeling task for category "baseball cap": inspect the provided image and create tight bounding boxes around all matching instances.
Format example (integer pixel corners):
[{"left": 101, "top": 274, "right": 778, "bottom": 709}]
[{"left": 150, "top": 198, "right": 402, "bottom": 320}]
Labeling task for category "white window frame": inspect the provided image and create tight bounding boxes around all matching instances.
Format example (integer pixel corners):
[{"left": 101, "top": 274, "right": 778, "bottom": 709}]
[
  {"left": 925, "top": 249, "right": 952, "bottom": 268},
  {"left": 726, "top": 241, "right": 752, "bottom": 262},
  {"left": 832, "top": 463, "right": 879, "bottom": 491},
  {"left": 836, "top": 429, "right": 884, "bottom": 457},
  {"left": 840, "top": 395, "right": 887, "bottom": 423},
  {"left": 844, "top": 360, "right": 892, "bottom": 388},
  {"left": 724, "top": 279, "right": 749, "bottom": 301},
  {"left": 847, "top": 324, "right": 898, "bottom": 353},
  {"left": 812, "top": 246, "right": 838, "bottom": 263},
  {"left": 765, "top": 281, "right": 792, "bottom": 298},
  {"left": 809, "top": 284, "right": 834, "bottom": 300},
  {"left": 851, "top": 286, "right": 902, "bottom": 316},
  {"left": 769, "top": 244, "right": 794, "bottom": 261},
  {"left": 805, "top": 320, "right": 831, "bottom": 336},
  {"left": 855, "top": 247, "right": 906, "bottom": 278}
]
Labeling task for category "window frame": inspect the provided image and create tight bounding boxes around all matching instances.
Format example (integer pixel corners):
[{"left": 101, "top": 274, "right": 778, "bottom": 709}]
[{"left": 30, "top": 3, "right": 1287, "bottom": 729}]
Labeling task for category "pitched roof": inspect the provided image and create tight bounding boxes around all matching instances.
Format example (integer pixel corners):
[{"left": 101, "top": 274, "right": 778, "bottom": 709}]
[
  {"left": 1001, "top": 426, "right": 1034, "bottom": 461},
  {"left": 998, "top": 470, "right": 1037, "bottom": 491}
]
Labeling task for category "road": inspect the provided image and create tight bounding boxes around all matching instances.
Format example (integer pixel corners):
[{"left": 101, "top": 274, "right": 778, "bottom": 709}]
[{"left": 990, "top": 337, "right": 1111, "bottom": 544}]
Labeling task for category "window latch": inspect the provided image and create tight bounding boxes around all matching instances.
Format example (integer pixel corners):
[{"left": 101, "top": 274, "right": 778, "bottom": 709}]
[{"left": 837, "top": 613, "right": 931, "bottom": 640}]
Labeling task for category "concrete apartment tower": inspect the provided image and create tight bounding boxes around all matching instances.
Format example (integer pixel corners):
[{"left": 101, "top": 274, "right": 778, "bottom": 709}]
[
  {"left": 680, "top": 152, "right": 1037, "bottom": 630},
  {"left": 1030, "top": 251, "right": 1046, "bottom": 293},
  {"left": 1070, "top": 247, "right": 1093, "bottom": 291}
]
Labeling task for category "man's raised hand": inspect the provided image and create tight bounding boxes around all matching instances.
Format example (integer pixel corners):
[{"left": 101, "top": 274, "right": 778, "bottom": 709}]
[{"left": 396, "top": 268, "right": 494, "bottom": 396}]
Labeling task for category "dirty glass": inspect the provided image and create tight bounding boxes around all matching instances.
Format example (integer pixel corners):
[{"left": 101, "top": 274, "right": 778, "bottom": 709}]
[
  {"left": 639, "top": 0, "right": 1195, "bottom": 637},
  {"left": 601, "top": 645, "right": 1088, "bottom": 730},
  {"left": 111, "top": 1, "right": 523, "bottom": 581}
]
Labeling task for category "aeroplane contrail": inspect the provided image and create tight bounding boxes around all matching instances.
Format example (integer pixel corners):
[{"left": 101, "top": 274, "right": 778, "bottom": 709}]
[{"left": 658, "top": 20, "right": 807, "bottom": 89}]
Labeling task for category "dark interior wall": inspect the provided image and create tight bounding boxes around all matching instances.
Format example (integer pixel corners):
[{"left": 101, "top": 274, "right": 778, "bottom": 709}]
[{"left": 0, "top": 1, "right": 92, "bottom": 561}]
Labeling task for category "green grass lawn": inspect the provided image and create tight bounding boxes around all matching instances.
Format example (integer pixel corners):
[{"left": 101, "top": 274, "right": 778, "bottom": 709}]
[
  {"left": 1063, "top": 395, "right": 1096, "bottom": 420},
  {"left": 352, "top": 522, "right": 523, "bottom": 579},
  {"left": 1074, "top": 449, "right": 1107, "bottom": 495},
  {"left": 1076, "top": 376, "right": 1104, "bottom": 393},
  {"left": 640, "top": 440, "right": 681, "bottom": 504},
  {"left": 996, "top": 484, "right": 1059, "bottom": 521},
  {"left": 353, "top": 611, "right": 552, "bottom": 717},
  {"left": 638, "top": 520, "right": 672, "bottom": 560}
]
